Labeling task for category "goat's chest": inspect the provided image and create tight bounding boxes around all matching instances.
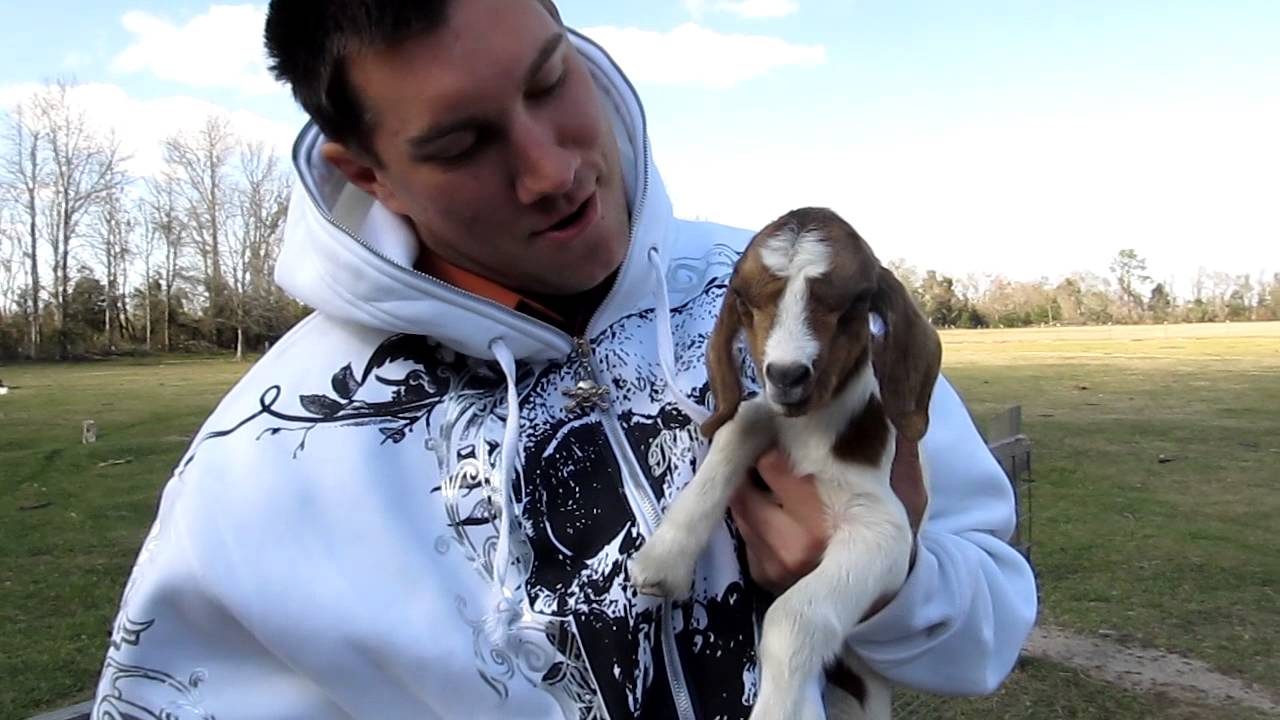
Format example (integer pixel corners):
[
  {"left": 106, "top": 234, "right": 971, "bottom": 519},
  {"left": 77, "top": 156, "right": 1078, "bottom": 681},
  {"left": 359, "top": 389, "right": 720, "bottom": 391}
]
[{"left": 776, "top": 420, "right": 894, "bottom": 507}]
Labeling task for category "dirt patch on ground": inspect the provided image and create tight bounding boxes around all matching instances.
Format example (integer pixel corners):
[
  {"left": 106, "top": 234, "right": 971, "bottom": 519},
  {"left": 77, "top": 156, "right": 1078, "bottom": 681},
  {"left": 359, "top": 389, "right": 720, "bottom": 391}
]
[{"left": 1025, "top": 625, "right": 1280, "bottom": 714}]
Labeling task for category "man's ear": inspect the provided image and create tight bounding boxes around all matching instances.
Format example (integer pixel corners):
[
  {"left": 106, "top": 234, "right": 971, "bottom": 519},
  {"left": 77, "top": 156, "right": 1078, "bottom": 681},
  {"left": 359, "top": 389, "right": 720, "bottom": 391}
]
[{"left": 320, "top": 141, "right": 407, "bottom": 215}]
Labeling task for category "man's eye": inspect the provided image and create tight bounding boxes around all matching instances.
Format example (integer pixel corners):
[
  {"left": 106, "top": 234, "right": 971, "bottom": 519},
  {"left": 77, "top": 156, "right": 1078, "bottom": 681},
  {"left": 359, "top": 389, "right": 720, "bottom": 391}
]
[
  {"left": 420, "top": 132, "right": 478, "bottom": 163},
  {"left": 530, "top": 69, "right": 566, "bottom": 99}
]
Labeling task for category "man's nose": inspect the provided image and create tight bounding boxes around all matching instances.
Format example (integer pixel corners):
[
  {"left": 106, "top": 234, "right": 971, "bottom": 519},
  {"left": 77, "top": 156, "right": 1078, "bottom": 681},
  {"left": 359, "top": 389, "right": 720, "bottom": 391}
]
[{"left": 512, "top": 114, "right": 577, "bottom": 205}]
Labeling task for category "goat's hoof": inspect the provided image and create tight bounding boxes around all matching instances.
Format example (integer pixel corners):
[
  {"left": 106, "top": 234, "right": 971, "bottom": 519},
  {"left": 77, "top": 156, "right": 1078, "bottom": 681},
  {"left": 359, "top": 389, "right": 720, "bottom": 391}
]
[{"left": 629, "top": 541, "right": 694, "bottom": 599}]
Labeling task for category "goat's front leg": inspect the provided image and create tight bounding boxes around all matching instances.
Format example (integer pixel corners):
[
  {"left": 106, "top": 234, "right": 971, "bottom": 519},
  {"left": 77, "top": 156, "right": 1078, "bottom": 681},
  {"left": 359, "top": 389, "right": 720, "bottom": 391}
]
[
  {"left": 751, "top": 490, "right": 913, "bottom": 720},
  {"left": 631, "top": 398, "right": 774, "bottom": 599}
]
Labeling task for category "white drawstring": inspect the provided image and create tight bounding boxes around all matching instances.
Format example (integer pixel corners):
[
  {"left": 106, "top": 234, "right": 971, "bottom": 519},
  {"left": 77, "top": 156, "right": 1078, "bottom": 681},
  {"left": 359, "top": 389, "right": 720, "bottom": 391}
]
[
  {"left": 647, "top": 247, "right": 711, "bottom": 426},
  {"left": 485, "top": 338, "right": 522, "bottom": 648}
]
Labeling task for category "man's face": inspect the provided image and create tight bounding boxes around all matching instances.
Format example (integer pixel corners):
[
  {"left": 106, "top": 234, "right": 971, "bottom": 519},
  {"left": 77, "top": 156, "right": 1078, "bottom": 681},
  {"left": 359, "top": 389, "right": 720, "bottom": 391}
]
[{"left": 331, "top": 0, "right": 630, "bottom": 296}]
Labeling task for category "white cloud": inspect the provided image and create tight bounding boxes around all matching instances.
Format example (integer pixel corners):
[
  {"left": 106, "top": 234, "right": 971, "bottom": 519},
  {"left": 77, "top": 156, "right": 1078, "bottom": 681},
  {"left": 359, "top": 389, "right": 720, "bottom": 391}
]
[
  {"left": 684, "top": 0, "right": 801, "bottom": 19},
  {"left": 0, "top": 82, "right": 298, "bottom": 178},
  {"left": 581, "top": 23, "right": 825, "bottom": 88},
  {"left": 0, "top": 84, "right": 39, "bottom": 110},
  {"left": 653, "top": 100, "right": 1280, "bottom": 293},
  {"left": 111, "top": 4, "right": 282, "bottom": 96}
]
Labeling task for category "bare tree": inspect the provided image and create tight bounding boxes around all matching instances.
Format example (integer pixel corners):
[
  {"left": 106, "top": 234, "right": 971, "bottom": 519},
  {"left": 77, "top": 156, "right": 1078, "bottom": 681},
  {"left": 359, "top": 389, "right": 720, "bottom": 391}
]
[
  {"left": 1268, "top": 273, "right": 1280, "bottom": 321},
  {"left": 1228, "top": 274, "right": 1255, "bottom": 321},
  {"left": 135, "top": 196, "right": 160, "bottom": 349},
  {"left": 0, "top": 212, "right": 22, "bottom": 317},
  {"left": 142, "top": 173, "right": 189, "bottom": 352},
  {"left": 1054, "top": 277, "right": 1085, "bottom": 324},
  {"left": 885, "top": 258, "right": 922, "bottom": 305},
  {"left": 226, "top": 142, "right": 289, "bottom": 360},
  {"left": 0, "top": 99, "right": 48, "bottom": 357},
  {"left": 1110, "top": 248, "right": 1152, "bottom": 322},
  {"left": 164, "top": 116, "right": 235, "bottom": 344},
  {"left": 31, "top": 81, "right": 129, "bottom": 357},
  {"left": 87, "top": 186, "right": 135, "bottom": 348},
  {"left": 1255, "top": 271, "right": 1271, "bottom": 319},
  {"left": 1191, "top": 267, "right": 1208, "bottom": 303},
  {"left": 1209, "top": 271, "right": 1235, "bottom": 320}
]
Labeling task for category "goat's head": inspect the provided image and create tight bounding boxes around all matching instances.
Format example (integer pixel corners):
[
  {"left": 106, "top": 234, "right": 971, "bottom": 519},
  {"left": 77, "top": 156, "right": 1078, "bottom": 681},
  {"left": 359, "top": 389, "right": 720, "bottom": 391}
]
[{"left": 703, "top": 207, "right": 942, "bottom": 442}]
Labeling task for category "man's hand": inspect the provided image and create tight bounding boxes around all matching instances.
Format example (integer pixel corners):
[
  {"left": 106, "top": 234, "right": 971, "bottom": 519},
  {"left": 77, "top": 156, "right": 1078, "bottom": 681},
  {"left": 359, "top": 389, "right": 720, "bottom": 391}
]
[{"left": 728, "top": 435, "right": 928, "bottom": 607}]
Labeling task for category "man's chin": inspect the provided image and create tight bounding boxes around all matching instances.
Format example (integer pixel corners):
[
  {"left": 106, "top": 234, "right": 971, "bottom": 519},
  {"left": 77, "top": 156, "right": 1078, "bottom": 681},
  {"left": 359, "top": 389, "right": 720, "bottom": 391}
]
[
  {"left": 517, "top": 225, "right": 627, "bottom": 295},
  {"left": 548, "top": 247, "right": 626, "bottom": 295}
]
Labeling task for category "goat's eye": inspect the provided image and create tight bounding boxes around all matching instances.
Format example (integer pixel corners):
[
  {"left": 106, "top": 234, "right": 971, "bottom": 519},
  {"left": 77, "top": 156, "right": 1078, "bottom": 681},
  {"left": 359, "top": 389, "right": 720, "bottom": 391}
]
[
  {"left": 837, "top": 291, "right": 872, "bottom": 322},
  {"left": 817, "top": 294, "right": 849, "bottom": 313},
  {"left": 846, "top": 291, "right": 874, "bottom": 313},
  {"left": 726, "top": 288, "right": 751, "bottom": 314}
]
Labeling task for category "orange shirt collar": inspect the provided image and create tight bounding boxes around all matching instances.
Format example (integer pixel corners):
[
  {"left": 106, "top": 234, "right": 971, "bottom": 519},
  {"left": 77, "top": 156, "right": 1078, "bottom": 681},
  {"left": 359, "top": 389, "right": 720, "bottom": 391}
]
[{"left": 415, "top": 247, "right": 565, "bottom": 325}]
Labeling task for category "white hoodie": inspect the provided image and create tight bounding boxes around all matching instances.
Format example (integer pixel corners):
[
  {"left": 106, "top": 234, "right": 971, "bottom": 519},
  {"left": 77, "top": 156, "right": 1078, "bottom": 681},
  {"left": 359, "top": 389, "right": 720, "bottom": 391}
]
[{"left": 91, "top": 29, "right": 1037, "bottom": 720}]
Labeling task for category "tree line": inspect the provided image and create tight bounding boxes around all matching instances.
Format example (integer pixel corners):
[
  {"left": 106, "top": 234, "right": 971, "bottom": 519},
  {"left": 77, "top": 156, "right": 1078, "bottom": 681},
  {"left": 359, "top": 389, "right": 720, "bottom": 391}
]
[
  {"left": 2, "top": 82, "right": 1276, "bottom": 362},
  {"left": 888, "top": 250, "right": 1279, "bottom": 330},
  {"left": 0, "top": 81, "right": 306, "bottom": 361}
]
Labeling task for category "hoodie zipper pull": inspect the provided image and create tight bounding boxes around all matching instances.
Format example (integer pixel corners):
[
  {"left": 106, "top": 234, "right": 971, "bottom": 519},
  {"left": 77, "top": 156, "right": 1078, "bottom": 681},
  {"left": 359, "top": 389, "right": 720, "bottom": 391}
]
[{"left": 562, "top": 336, "right": 610, "bottom": 414}]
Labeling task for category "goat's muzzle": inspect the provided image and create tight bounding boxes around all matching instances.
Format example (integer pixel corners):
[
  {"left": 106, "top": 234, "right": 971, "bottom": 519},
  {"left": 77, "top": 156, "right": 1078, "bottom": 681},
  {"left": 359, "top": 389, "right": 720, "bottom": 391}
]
[{"left": 765, "top": 361, "right": 814, "bottom": 413}]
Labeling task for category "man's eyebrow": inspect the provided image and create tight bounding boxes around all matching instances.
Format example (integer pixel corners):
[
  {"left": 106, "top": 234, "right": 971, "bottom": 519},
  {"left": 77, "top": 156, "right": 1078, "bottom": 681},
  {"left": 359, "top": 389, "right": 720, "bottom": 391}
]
[
  {"left": 408, "top": 116, "right": 484, "bottom": 151},
  {"left": 524, "top": 31, "right": 567, "bottom": 87},
  {"left": 407, "top": 32, "right": 567, "bottom": 151}
]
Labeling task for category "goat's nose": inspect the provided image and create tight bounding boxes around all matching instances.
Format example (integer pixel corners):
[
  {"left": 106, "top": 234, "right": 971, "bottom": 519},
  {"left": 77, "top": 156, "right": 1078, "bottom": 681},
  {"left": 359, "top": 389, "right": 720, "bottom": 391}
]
[{"left": 765, "top": 362, "right": 812, "bottom": 390}]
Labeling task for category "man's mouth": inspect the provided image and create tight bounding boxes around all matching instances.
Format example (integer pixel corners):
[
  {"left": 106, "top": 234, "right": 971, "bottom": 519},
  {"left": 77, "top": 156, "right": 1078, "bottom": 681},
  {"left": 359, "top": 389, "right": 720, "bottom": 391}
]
[{"left": 536, "top": 193, "right": 598, "bottom": 239}]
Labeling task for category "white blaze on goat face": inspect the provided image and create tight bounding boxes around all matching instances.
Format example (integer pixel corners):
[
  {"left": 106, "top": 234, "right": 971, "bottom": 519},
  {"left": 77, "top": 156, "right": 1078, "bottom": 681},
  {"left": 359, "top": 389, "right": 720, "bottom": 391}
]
[{"left": 759, "top": 228, "right": 831, "bottom": 389}]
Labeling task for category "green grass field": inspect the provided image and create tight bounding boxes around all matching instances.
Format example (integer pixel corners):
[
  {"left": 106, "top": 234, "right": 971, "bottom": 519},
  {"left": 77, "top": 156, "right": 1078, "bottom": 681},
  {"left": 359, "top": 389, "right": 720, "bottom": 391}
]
[
  {"left": 2, "top": 323, "right": 1278, "bottom": 718},
  {"left": 940, "top": 323, "right": 1279, "bottom": 689}
]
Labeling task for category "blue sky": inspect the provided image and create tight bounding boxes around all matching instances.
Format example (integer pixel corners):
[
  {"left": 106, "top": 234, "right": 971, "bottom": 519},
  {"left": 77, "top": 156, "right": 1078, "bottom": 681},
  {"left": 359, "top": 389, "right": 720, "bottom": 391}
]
[{"left": 2, "top": 0, "right": 1276, "bottom": 293}]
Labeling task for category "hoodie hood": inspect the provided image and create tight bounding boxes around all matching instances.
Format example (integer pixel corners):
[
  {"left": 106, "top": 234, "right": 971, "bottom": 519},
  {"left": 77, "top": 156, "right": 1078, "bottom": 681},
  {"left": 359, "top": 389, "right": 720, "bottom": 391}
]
[{"left": 275, "top": 29, "right": 675, "bottom": 364}]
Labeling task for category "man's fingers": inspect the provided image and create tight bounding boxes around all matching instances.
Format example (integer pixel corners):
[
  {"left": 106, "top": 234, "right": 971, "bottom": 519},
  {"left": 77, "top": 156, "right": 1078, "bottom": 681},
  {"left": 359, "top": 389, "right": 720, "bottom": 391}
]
[
  {"left": 729, "top": 488, "right": 786, "bottom": 593},
  {"left": 754, "top": 448, "right": 828, "bottom": 532},
  {"left": 753, "top": 449, "right": 792, "bottom": 486},
  {"left": 730, "top": 484, "right": 794, "bottom": 538},
  {"left": 730, "top": 485, "right": 824, "bottom": 581}
]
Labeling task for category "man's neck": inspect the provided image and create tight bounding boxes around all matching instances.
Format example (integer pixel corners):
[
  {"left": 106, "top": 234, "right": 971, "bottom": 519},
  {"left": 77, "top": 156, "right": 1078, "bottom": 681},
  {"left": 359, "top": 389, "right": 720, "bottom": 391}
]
[
  {"left": 525, "top": 270, "right": 619, "bottom": 337},
  {"left": 415, "top": 245, "right": 617, "bottom": 338}
]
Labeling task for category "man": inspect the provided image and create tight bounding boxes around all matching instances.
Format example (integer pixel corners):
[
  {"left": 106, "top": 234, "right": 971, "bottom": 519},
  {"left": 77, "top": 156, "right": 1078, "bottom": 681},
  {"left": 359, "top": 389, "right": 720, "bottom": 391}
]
[{"left": 90, "top": 1, "right": 1037, "bottom": 718}]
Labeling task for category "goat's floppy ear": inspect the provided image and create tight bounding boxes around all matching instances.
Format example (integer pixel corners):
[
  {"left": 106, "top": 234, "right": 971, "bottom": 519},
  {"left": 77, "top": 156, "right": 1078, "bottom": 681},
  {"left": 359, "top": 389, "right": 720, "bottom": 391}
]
[
  {"left": 871, "top": 266, "right": 942, "bottom": 442},
  {"left": 701, "top": 287, "right": 744, "bottom": 439}
]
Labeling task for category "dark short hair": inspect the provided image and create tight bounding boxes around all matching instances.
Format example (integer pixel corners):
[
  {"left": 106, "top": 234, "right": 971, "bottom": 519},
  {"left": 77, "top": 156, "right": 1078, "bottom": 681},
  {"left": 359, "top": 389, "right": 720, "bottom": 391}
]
[
  {"left": 264, "top": 0, "right": 563, "bottom": 163},
  {"left": 264, "top": 0, "right": 454, "bottom": 161}
]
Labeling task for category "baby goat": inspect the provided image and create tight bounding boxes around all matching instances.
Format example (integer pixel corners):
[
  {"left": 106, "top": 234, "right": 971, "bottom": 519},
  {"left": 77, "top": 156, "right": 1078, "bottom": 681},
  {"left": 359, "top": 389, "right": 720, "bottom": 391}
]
[{"left": 631, "top": 207, "right": 942, "bottom": 720}]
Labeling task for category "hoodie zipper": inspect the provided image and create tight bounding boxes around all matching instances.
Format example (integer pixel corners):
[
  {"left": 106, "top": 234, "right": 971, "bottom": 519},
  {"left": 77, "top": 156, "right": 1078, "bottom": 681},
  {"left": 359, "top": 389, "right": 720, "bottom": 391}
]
[
  {"left": 307, "top": 155, "right": 698, "bottom": 720},
  {"left": 571, "top": 112, "right": 696, "bottom": 720},
  {"left": 588, "top": 347, "right": 697, "bottom": 720}
]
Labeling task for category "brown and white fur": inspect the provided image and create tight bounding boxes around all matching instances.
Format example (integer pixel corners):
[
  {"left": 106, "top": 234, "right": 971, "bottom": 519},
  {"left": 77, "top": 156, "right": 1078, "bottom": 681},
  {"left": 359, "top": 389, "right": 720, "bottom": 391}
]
[{"left": 630, "top": 207, "right": 942, "bottom": 720}]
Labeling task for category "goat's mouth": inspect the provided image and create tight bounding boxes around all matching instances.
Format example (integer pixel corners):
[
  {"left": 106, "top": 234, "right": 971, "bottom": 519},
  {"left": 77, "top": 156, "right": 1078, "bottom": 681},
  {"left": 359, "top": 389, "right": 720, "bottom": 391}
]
[{"left": 767, "top": 387, "right": 812, "bottom": 415}]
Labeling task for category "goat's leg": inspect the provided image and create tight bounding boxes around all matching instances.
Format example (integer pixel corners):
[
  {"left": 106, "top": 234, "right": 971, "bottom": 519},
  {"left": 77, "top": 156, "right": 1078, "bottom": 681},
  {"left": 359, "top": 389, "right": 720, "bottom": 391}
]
[
  {"left": 824, "top": 652, "right": 892, "bottom": 720},
  {"left": 751, "top": 497, "right": 912, "bottom": 720},
  {"left": 630, "top": 398, "right": 774, "bottom": 599}
]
